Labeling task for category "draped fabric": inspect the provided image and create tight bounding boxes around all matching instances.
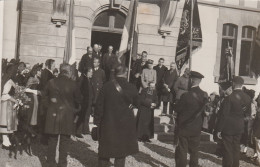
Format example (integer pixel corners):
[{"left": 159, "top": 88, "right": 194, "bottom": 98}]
[
  {"left": 251, "top": 26, "right": 260, "bottom": 77},
  {"left": 175, "top": 0, "right": 202, "bottom": 71}
]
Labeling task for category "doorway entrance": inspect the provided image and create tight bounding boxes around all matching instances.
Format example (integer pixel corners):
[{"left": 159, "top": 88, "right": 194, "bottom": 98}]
[
  {"left": 91, "top": 31, "right": 122, "bottom": 54},
  {"left": 91, "top": 10, "right": 126, "bottom": 54}
]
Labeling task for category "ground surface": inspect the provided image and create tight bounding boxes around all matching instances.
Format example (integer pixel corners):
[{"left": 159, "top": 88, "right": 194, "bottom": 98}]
[{"left": 0, "top": 135, "right": 258, "bottom": 167}]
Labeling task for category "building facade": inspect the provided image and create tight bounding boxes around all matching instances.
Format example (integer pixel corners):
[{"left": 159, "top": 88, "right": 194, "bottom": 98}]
[{"left": 1, "top": 0, "right": 260, "bottom": 94}]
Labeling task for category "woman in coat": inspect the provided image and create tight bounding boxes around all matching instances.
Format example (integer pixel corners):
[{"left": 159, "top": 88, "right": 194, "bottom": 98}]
[
  {"left": 136, "top": 82, "right": 158, "bottom": 142},
  {"left": 21, "top": 63, "right": 43, "bottom": 154},
  {"left": 0, "top": 64, "right": 19, "bottom": 149}
]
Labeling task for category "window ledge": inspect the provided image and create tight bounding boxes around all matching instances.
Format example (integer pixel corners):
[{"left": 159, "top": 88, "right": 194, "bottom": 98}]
[
  {"left": 214, "top": 76, "right": 258, "bottom": 85},
  {"left": 240, "top": 76, "right": 258, "bottom": 85}
]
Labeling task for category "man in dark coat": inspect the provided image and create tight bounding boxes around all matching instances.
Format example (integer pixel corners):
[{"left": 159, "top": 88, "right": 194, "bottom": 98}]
[
  {"left": 38, "top": 59, "right": 55, "bottom": 144},
  {"left": 39, "top": 59, "right": 55, "bottom": 90},
  {"left": 153, "top": 58, "right": 167, "bottom": 108},
  {"left": 136, "top": 82, "right": 158, "bottom": 142},
  {"left": 175, "top": 71, "right": 208, "bottom": 167},
  {"left": 161, "top": 62, "right": 178, "bottom": 115},
  {"left": 92, "top": 58, "right": 106, "bottom": 105},
  {"left": 216, "top": 76, "right": 251, "bottom": 167},
  {"left": 93, "top": 44, "right": 102, "bottom": 60},
  {"left": 76, "top": 68, "right": 94, "bottom": 138},
  {"left": 131, "top": 51, "right": 148, "bottom": 90},
  {"left": 78, "top": 47, "right": 95, "bottom": 74},
  {"left": 43, "top": 64, "right": 82, "bottom": 167},
  {"left": 102, "top": 46, "right": 117, "bottom": 81},
  {"left": 94, "top": 65, "right": 140, "bottom": 167}
]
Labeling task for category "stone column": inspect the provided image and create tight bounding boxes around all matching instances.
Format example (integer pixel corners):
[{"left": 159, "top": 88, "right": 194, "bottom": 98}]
[{"left": 2, "top": 0, "right": 19, "bottom": 60}]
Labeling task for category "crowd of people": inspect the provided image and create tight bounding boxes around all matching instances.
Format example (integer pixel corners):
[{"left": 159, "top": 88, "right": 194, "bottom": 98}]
[{"left": 1, "top": 43, "right": 260, "bottom": 167}]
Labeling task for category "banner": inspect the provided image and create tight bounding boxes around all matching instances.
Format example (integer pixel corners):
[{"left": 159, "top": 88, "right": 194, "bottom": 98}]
[
  {"left": 175, "top": 0, "right": 202, "bottom": 71},
  {"left": 64, "top": 0, "right": 76, "bottom": 65}
]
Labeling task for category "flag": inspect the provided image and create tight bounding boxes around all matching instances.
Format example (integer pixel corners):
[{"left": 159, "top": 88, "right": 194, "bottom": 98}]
[
  {"left": 64, "top": 0, "right": 76, "bottom": 65},
  {"left": 118, "top": 0, "right": 138, "bottom": 58},
  {"left": 175, "top": 0, "right": 202, "bottom": 71},
  {"left": 250, "top": 25, "right": 260, "bottom": 77}
]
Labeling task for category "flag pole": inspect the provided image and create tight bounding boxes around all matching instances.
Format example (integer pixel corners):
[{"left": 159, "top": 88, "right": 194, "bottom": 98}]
[
  {"left": 127, "top": 0, "right": 138, "bottom": 82},
  {"left": 189, "top": 0, "right": 194, "bottom": 70}
]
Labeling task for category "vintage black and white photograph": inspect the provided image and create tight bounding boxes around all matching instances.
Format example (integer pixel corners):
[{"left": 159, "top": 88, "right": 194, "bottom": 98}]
[{"left": 1, "top": 0, "right": 260, "bottom": 166}]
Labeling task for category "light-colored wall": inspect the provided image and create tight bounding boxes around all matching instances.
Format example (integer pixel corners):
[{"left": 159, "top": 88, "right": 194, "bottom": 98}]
[
  {"left": 192, "top": 4, "right": 220, "bottom": 94},
  {"left": 137, "top": 1, "right": 184, "bottom": 67},
  {"left": 2, "top": 0, "right": 19, "bottom": 60}
]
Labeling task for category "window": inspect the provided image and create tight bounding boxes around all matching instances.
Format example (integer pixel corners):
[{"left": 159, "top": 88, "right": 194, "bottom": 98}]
[
  {"left": 92, "top": 10, "right": 126, "bottom": 34},
  {"left": 239, "top": 26, "right": 256, "bottom": 76},
  {"left": 219, "top": 24, "right": 238, "bottom": 82}
]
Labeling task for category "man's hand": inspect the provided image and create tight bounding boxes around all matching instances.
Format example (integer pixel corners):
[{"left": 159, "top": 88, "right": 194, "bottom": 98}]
[
  {"left": 151, "top": 103, "right": 156, "bottom": 109},
  {"left": 217, "top": 132, "right": 222, "bottom": 140},
  {"left": 135, "top": 73, "right": 140, "bottom": 78}
]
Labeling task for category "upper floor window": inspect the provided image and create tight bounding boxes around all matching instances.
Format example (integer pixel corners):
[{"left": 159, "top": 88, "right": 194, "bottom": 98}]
[
  {"left": 239, "top": 26, "right": 256, "bottom": 76},
  {"left": 219, "top": 24, "right": 238, "bottom": 82}
]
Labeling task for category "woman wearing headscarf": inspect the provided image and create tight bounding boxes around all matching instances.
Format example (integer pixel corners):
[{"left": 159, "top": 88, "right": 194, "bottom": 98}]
[{"left": 0, "top": 64, "right": 19, "bottom": 149}]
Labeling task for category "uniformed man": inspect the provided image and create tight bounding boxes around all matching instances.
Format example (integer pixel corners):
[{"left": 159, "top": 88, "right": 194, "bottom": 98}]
[
  {"left": 174, "top": 68, "right": 190, "bottom": 102},
  {"left": 216, "top": 76, "right": 251, "bottom": 167},
  {"left": 175, "top": 71, "right": 208, "bottom": 167}
]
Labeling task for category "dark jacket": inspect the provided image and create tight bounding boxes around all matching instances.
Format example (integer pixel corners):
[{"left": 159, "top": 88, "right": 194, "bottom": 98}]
[
  {"left": 43, "top": 75, "right": 82, "bottom": 135},
  {"left": 253, "top": 109, "right": 260, "bottom": 138},
  {"left": 39, "top": 68, "right": 54, "bottom": 90},
  {"left": 153, "top": 65, "right": 168, "bottom": 90},
  {"left": 92, "top": 68, "right": 106, "bottom": 103},
  {"left": 161, "top": 69, "right": 178, "bottom": 102},
  {"left": 78, "top": 54, "right": 94, "bottom": 74},
  {"left": 216, "top": 89, "right": 251, "bottom": 135},
  {"left": 102, "top": 53, "right": 117, "bottom": 80},
  {"left": 176, "top": 86, "right": 208, "bottom": 136},
  {"left": 94, "top": 77, "right": 140, "bottom": 158}
]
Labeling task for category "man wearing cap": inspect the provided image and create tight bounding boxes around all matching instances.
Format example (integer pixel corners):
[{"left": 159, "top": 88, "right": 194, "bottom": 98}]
[
  {"left": 216, "top": 76, "right": 251, "bottom": 167},
  {"left": 141, "top": 59, "right": 157, "bottom": 90},
  {"left": 175, "top": 71, "right": 208, "bottom": 167}
]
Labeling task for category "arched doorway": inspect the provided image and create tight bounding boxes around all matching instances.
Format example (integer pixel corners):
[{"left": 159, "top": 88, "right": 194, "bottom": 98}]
[{"left": 91, "top": 10, "right": 126, "bottom": 53}]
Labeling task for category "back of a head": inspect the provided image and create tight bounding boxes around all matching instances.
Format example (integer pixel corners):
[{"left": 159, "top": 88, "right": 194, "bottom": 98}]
[
  {"left": 115, "top": 65, "right": 127, "bottom": 77},
  {"left": 60, "top": 63, "right": 71, "bottom": 77}
]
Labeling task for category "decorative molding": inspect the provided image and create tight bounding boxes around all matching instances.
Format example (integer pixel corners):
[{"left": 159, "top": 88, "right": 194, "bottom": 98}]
[
  {"left": 110, "top": 0, "right": 123, "bottom": 10},
  {"left": 159, "top": 0, "right": 179, "bottom": 37},
  {"left": 51, "top": 0, "right": 67, "bottom": 27}
]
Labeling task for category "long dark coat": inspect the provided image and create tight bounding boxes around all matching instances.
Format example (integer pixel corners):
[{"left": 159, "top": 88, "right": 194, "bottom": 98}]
[
  {"left": 102, "top": 53, "right": 117, "bottom": 81},
  {"left": 76, "top": 75, "right": 94, "bottom": 134},
  {"left": 43, "top": 75, "right": 82, "bottom": 135},
  {"left": 39, "top": 68, "right": 54, "bottom": 91},
  {"left": 94, "top": 77, "right": 140, "bottom": 158},
  {"left": 136, "top": 88, "right": 158, "bottom": 139},
  {"left": 78, "top": 54, "right": 94, "bottom": 74},
  {"left": 161, "top": 69, "right": 178, "bottom": 103},
  {"left": 176, "top": 86, "right": 208, "bottom": 137},
  {"left": 153, "top": 65, "right": 167, "bottom": 94},
  {"left": 216, "top": 89, "right": 251, "bottom": 135},
  {"left": 92, "top": 68, "right": 106, "bottom": 104}
]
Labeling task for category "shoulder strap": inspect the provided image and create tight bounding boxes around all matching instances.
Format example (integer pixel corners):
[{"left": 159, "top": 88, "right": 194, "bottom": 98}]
[{"left": 180, "top": 91, "right": 207, "bottom": 128}]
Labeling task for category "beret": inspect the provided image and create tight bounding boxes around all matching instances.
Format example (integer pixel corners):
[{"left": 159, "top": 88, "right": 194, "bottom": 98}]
[
  {"left": 232, "top": 76, "right": 244, "bottom": 85},
  {"left": 190, "top": 71, "right": 204, "bottom": 79},
  {"left": 147, "top": 59, "right": 154, "bottom": 64}
]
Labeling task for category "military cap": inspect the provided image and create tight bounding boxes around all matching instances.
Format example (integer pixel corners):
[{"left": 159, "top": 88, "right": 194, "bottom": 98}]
[
  {"left": 147, "top": 59, "right": 154, "bottom": 64},
  {"left": 232, "top": 76, "right": 244, "bottom": 85},
  {"left": 190, "top": 71, "right": 204, "bottom": 79}
]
